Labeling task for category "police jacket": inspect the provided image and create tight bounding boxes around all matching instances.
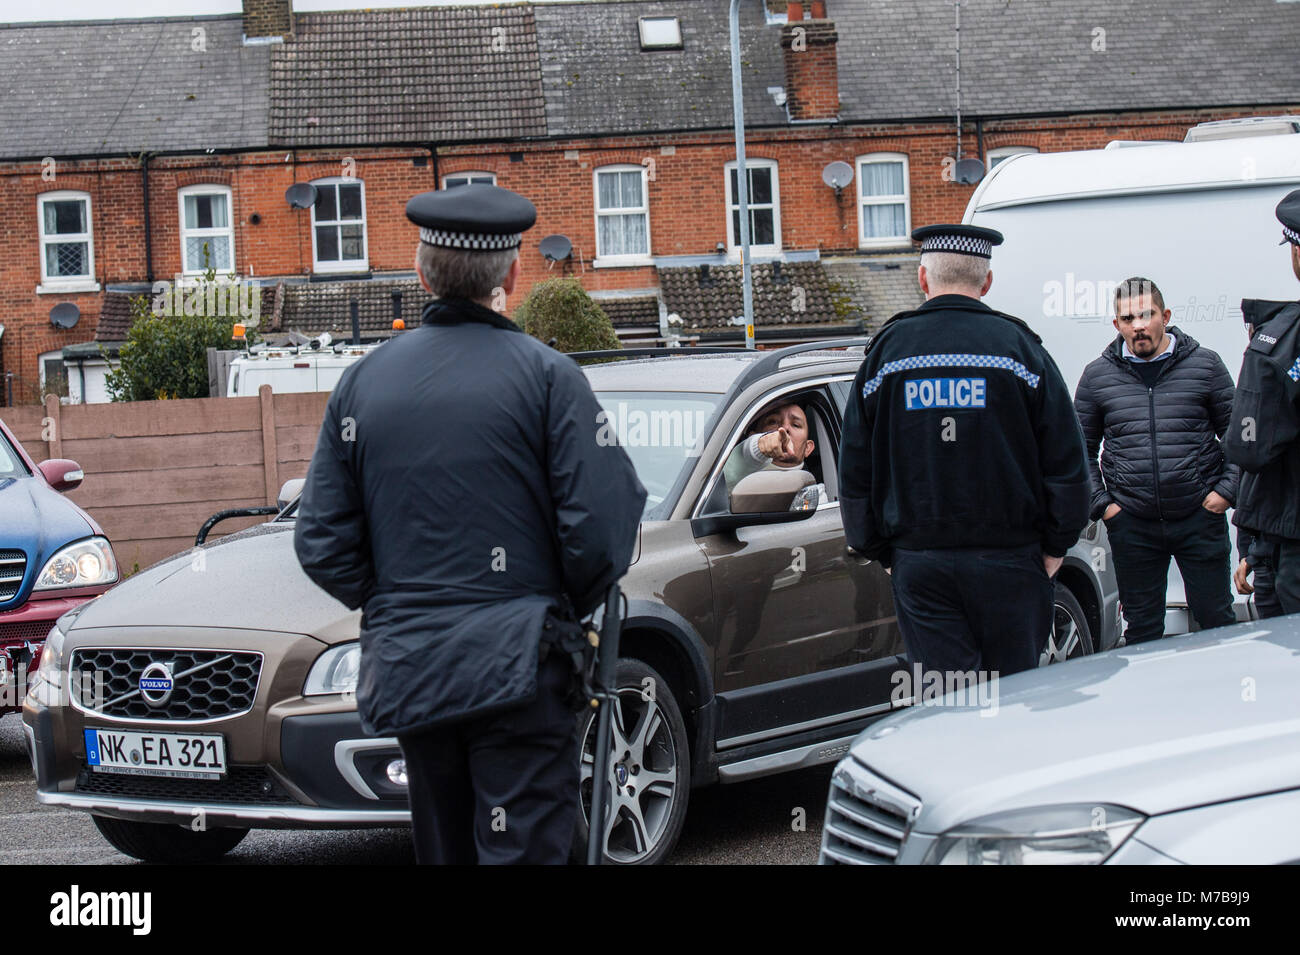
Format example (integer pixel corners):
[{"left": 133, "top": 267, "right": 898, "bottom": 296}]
[
  {"left": 1226, "top": 299, "right": 1300, "bottom": 542},
  {"left": 294, "top": 297, "right": 646, "bottom": 736},
  {"left": 839, "top": 294, "right": 1090, "bottom": 566},
  {"left": 1073, "top": 329, "right": 1239, "bottom": 522}
]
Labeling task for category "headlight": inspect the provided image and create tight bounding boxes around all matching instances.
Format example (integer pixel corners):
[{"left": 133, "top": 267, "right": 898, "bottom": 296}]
[
  {"left": 27, "top": 625, "right": 66, "bottom": 708},
  {"left": 34, "top": 537, "right": 117, "bottom": 591},
  {"left": 304, "top": 643, "right": 361, "bottom": 696},
  {"left": 924, "top": 804, "right": 1145, "bottom": 865}
]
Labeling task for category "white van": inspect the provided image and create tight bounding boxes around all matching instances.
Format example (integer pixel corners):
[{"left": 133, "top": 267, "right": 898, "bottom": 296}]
[
  {"left": 963, "top": 124, "right": 1300, "bottom": 631},
  {"left": 226, "top": 340, "right": 385, "bottom": 397}
]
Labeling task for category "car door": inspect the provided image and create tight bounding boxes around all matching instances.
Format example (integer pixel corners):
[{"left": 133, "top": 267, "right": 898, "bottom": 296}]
[{"left": 693, "top": 380, "right": 902, "bottom": 744}]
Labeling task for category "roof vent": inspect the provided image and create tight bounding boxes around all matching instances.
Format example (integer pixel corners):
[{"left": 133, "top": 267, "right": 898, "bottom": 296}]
[
  {"left": 1184, "top": 116, "right": 1300, "bottom": 143},
  {"left": 639, "top": 16, "right": 683, "bottom": 50}
]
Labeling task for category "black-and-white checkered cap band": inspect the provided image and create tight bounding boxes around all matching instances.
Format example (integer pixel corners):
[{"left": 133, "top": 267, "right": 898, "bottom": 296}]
[
  {"left": 919, "top": 234, "right": 994, "bottom": 258},
  {"left": 1284, "top": 225, "right": 1300, "bottom": 246},
  {"left": 420, "top": 228, "right": 522, "bottom": 251}
]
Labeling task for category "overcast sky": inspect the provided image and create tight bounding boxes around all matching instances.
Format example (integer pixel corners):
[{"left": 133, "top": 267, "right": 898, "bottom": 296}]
[{"left": 0, "top": 0, "right": 593, "bottom": 23}]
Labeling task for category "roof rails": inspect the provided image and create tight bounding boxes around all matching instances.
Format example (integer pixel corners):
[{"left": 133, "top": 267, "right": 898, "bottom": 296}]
[
  {"left": 565, "top": 346, "right": 750, "bottom": 362},
  {"left": 725, "top": 337, "right": 871, "bottom": 399}
]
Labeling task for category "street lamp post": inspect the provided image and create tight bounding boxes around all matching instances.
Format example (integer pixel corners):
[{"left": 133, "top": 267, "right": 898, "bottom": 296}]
[{"left": 730, "top": 0, "right": 756, "bottom": 349}]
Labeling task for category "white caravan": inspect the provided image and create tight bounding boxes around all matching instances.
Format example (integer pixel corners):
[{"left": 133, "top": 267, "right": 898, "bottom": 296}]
[{"left": 963, "top": 122, "right": 1300, "bottom": 631}]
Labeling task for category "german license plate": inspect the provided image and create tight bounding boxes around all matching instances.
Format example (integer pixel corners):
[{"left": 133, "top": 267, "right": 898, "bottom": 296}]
[{"left": 84, "top": 728, "right": 227, "bottom": 779}]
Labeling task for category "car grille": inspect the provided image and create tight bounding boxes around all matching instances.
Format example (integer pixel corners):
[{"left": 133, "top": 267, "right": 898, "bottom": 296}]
[
  {"left": 69, "top": 648, "right": 263, "bottom": 721},
  {"left": 75, "top": 764, "right": 296, "bottom": 805},
  {"left": 0, "top": 550, "right": 26, "bottom": 602},
  {"left": 0, "top": 619, "right": 56, "bottom": 645},
  {"left": 819, "top": 759, "right": 922, "bottom": 864}
]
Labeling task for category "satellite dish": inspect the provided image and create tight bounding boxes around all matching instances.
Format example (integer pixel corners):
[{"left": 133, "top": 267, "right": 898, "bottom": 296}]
[
  {"left": 821, "top": 161, "right": 854, "bottom": 190},
  {"left": 49, "top": 303, "right": 80, "bottom": 329},
  {"left": 953, "top": 158, "right": 985, "bottom": 185},
  {"left": 285, "top": 182, "right": 319, "bottom": 209},
  {"left": 539, "top": 234, "right": 573, "bottom": 261}
]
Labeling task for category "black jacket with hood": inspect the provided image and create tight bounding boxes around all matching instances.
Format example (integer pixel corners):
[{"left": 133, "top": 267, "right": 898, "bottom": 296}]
[{"left": 1073, "top": 327, "right": 1239, "bottom": 523}]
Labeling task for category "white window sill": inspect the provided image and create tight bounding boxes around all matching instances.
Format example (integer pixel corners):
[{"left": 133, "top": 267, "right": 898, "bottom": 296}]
[
  {"left": 592, "top": 256, "right": 654, "bottom": 269},
  {"left": 312, "top": 262, "right": 370, "bottom": 274},
  {"left": 36, "top": 281, "right": 100, "bottom": 295},
  {"left": 857, "top": 240, "right": 912, "bottom": 251}
]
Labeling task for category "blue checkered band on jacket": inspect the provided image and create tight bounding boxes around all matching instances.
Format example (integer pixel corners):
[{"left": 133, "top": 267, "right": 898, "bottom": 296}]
[
  {"left": 419, "top": 227, "right": 522, "bottom": 251},
  {"left": 919, "top": 235, "right": 993, "bottom": 258},
  {"left": 1288, "top": 355, "right": 1300, "bottom": 383},
  {"left": 1285, "top": 225, "right": 1300, "bottom": 246},
  {"left": 862, "top": 353, "right": 1041, "bottom": 397}
]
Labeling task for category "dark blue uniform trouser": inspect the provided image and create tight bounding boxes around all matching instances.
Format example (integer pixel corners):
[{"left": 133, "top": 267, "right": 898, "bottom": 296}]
[
  {"left": 396, "top": 653, "right": 578, "bottom": 865},
  {"left": 1105, "top": 508, "right": 1236, "bottom": 643},
  {"left": 1250, "top": 536, "right": 1300, "bottom": 618},
  {"left": 890, "top": 542, "right": 1054, "bottom": 678}
]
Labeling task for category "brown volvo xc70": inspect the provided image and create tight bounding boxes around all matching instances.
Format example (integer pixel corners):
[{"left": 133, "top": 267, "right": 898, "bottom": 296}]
[{"left": 23, "top": 341, "right": 1119, "bottom": 864}]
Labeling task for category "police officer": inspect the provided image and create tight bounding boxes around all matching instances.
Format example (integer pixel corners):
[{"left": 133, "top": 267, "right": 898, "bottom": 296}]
[
  {"left": 1225, "top": 190, "right": 1300, "bottom": 615},
  {"left": 839, "top": 225, "right": 1091, "bottom": 679},
  {"left": 294, "top": 183, "right": 646, "bottom": 864}
]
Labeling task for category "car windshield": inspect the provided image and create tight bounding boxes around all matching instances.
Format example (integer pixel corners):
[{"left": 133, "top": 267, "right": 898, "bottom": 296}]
[
  {"left": 277, "top": 391, "right": 720, "bottom": 523},
  {"left": 0, "top": 431, "right": 28, "bottom": 480},
  {"left": 593, "top": 391, "right": 721, "bottom": 518}
]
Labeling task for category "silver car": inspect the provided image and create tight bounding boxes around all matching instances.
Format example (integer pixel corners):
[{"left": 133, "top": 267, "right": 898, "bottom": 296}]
[{"left": 820, "top": 616, "right": 1300, "bottom": 864}]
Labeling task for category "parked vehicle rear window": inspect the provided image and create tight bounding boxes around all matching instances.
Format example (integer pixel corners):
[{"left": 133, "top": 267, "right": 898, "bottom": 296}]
[{"left": 593, "top": 391, "right": 721, "bottom": 516}]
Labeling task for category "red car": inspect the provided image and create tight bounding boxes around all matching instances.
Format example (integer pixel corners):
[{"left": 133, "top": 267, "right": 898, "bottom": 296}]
[{"left": 0, "top": 416, "right": 117, "bottom": 713}]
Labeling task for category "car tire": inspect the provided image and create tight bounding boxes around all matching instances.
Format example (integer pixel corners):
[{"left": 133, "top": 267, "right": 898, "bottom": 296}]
[
  {"left": 1040, "top": 583, "right": 1095, "bottom": 666},
  {"left": 572, "top": 658, "right": 691, "bottom": 866},
  {"left": 92, "top": 815, "right": 249, "bottom": 864}
]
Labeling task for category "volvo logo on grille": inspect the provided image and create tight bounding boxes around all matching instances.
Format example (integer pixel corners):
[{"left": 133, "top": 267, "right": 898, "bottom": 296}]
[{"left": 139, "top": 662, "right": 174, "bottom": 707}]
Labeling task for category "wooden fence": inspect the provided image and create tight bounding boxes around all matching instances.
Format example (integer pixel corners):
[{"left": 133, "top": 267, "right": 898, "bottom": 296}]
[{"left": 2, "top": 387, "right": 329, "bottom": 575}]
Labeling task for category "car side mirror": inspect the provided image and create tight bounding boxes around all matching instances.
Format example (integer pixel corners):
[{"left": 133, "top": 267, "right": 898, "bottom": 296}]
[
  {"left": 691, "top": 470, "right": 819, "bottom": 537},
  {"left": 38, "top": 458, "right": 84, "bottom": 492},
  {"left": 729, "top": 469, "right": 814, "bottom": 513},
  {"left": 277, "top": 478, "right": 306, "bottom": 510}
]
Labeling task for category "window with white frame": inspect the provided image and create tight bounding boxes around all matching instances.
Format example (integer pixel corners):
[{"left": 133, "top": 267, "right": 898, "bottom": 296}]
[
  {"left": 38, "top": 191, "right": 94, "bottom": 286},
  {"left": 312, "top": 178, "right": 368, "bottom": 272},
  {"left": 594, "top": 165, "right": 650, "bottom": 262},
  {"left": 179, "top": 185, "right": 235, "bottom": 274},
  {"left": 443, "top": 171, "right": 497, "bottom": 189},
  {"left": 856, "top": 153, "right": 910, "bottom": 247},
  {"left": 987, "top": 145, "right": 1039, "bottom": 168},
  {"left": 725, "top": 159, "right": 781, "bottom": 254}
]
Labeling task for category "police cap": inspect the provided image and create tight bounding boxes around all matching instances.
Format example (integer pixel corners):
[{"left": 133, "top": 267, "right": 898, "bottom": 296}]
[
  {"left": 911, "top": 223, "right": 1005, "bottom": 259},
  {"left": 1276, "top": 189, "right": 1300, "bottom": 247},
  {"left": 405, "top": 183, "right": 537, "bottom": 252}
]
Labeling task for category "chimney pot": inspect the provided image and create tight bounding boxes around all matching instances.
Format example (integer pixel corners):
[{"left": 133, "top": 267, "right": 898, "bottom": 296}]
[
  {"left": 811, "top": 1, "right": 827, "bottom": 19},
  {"left": 787, "top": 3, "right": 804, "bottom": 21}
]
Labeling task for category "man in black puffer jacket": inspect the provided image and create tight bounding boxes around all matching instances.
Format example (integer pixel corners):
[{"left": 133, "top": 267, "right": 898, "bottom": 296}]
[{"left": 1074, "top": 277, "right": 1239, "bottom": 644}]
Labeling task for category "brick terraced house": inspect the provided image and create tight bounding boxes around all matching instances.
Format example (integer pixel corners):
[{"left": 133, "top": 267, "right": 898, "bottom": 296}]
[{"left": 2, "top": 0, "right": 1299, "bottom": 401}]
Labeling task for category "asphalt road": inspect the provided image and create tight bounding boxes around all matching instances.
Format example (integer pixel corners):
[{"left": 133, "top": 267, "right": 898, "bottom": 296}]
[{"left": 0, "top": 713, "right": 830, "bottom": 865}]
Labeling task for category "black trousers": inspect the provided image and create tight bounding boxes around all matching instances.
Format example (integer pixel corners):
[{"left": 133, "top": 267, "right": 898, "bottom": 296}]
[
  {"left": 1246, "top": 538, "right": 1287, "bottom": 619},
  {"left": 890, "top": 543, "right": 1054, "bottom": 678},
  {"left": 1105, "top": 507, "right": 1236, "bottom": 643},
  {"left": 1253, "top": 536, "right": 1300, "bottom": 617},
  {"left": 396, "top": 653, "right": 578, "bottom": 865}
]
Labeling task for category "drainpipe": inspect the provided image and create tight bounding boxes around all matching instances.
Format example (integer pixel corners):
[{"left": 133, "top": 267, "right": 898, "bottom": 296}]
[
  {"left": 141, "top": 153, "right": 154, "bottom": 283},
  {"left": 429, "top": 145, "right": 439, "bottom": 187}
]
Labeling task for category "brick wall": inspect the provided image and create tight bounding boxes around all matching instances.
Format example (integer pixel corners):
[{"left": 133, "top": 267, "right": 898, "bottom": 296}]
[{"left": 3, "top": 104, "right": 1297, "bottom": 395}]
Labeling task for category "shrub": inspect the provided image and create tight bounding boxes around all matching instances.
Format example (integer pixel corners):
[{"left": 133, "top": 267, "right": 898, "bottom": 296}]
[
  {"left": 515, "top": 279, "right": 621, "bottom": 359},
  {"left": 106, "top": 267, "right": 259, "bottom": 401}
]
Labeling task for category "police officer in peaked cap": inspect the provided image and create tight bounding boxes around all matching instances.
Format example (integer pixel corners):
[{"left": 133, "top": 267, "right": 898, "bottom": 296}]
[
  {"left": 294, "top": 183, "right": 646, "bottom": 864},
  {"left": 1225, "top": 189, "right": 1300, "bottom": 615},
  {"left": 839, "top": 224, "right": 1091, "bottom": 682}
]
